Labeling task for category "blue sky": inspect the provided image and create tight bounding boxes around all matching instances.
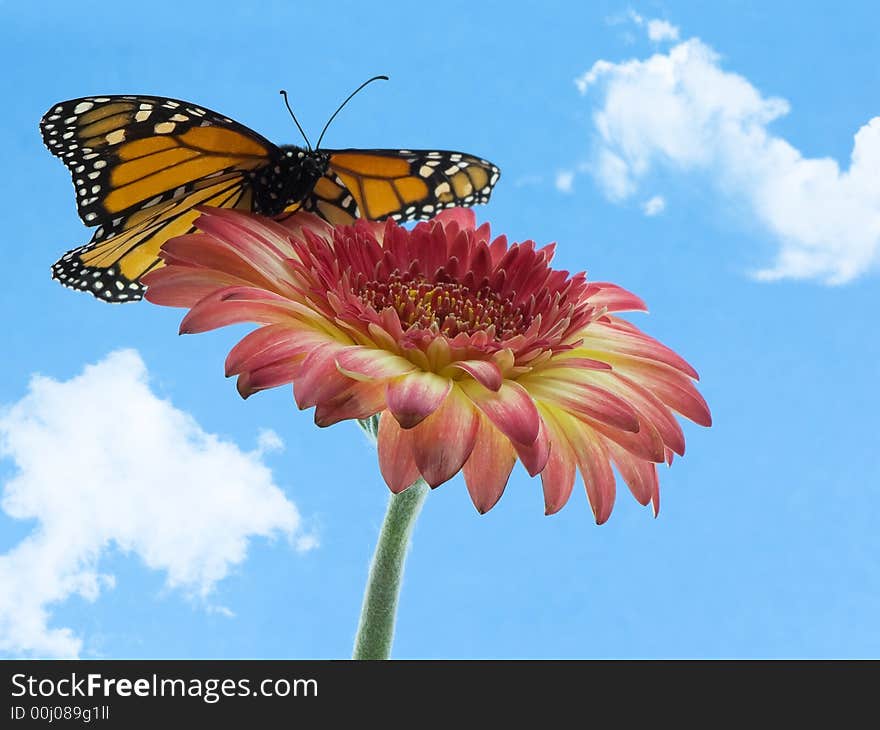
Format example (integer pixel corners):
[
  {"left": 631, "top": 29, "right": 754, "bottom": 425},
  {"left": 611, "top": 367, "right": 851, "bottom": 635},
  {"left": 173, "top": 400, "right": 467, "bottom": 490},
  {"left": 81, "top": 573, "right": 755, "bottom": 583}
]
[{"left": 2, "top": 0, "right": 879, "bottom": 658}]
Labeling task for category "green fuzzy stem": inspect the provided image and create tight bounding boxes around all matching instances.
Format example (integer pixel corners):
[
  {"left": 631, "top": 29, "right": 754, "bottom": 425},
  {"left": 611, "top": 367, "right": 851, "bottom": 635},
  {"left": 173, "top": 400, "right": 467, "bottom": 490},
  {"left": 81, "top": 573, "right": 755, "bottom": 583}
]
[{"left": 353, "top": 417, "right": 428, "bottom": 660}]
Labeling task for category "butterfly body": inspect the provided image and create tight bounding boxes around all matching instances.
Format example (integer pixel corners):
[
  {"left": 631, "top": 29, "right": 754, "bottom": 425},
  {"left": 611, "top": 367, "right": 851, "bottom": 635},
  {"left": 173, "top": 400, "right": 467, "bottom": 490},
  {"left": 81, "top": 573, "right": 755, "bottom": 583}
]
[
  {"left": 250, "top": 146, "right": 331, "bottom": 216},
  {"left": 40, "top": 94, "right": 500, "bottom": 302}
]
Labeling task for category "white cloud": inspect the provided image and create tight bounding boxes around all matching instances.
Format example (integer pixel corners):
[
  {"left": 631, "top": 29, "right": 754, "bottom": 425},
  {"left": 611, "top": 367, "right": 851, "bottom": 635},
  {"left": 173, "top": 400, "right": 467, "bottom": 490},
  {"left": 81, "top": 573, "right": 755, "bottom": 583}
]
[
  {"left": 642, "top": 195, "right": 666, "bottom": 216},
  {"left": 647, "top": 19, "right": 680, "bottom": 42},
  {"left": 626, "top": 9, "right": 644, "bottom": 24},
  {"left": 0, "top": 350, "right": 315, "bottom": 658},
  {"left": 555, "top": 170, "right": 575, "bottom": 193},
  {"left": 577, "top": 37, "right": 880, "bottom": 283},
  {"left": 623, "top": 10, "right": 680, "bottom": 42}
]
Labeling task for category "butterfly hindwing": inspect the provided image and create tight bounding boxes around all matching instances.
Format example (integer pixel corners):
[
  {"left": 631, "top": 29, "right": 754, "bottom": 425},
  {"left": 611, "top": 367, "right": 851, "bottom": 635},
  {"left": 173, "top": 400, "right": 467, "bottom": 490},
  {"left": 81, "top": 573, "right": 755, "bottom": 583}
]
[
  {"left": 53, "top": 173, "right": 252, "bottom": 301},
  {"left": 292, "top": 171, "right": 359, "bottom": 225}
]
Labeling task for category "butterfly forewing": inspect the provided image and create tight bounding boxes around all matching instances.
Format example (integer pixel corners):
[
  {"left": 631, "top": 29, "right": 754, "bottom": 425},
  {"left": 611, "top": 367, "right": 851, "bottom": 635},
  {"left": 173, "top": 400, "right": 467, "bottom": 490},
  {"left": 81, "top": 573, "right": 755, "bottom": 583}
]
[{"left": 40, "top": 95, "right": 275, "bottom": 228}]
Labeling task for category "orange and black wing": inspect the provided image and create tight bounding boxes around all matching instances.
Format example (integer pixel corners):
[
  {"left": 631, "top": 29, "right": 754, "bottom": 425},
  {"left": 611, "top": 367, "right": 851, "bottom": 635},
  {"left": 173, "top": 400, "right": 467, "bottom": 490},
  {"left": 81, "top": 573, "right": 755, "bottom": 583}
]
[
  {"left": 301, "top": 149, "right": 500, "bottom": 224},
  {"left": 40, "top": 95, "right": 275, "bottom": 301}
]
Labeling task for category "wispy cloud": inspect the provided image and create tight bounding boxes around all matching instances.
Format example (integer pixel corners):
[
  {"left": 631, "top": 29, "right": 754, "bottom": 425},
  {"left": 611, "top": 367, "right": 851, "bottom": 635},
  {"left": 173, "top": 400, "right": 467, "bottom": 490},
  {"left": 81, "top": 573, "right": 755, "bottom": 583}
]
[
  {"left": 577, "top": 36, "right": 880, "bottom": 283},
  {"left": 0, "top": 350, "right": 315, "bottom": 657},
  {"left": 625, "top": 10, "right": 680, "bottom": 42},
  {"left": 642, "top": 195, "right": 666, "bottom": 216},
  {"left": 555, "top": 170, "right": 575, "bottom": 193}
]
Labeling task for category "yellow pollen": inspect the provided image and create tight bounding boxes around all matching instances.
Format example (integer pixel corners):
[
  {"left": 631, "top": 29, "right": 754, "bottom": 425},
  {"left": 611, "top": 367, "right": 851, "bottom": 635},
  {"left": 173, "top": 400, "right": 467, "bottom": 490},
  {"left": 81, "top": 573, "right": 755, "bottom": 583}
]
[{"left": 357, "top": 274, "right": 528, "bottom": 338}]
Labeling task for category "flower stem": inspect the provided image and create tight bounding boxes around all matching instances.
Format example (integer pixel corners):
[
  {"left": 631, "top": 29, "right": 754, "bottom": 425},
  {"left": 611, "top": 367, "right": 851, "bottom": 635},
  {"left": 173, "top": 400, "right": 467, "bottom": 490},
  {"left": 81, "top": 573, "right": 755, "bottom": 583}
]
[{"left": 353, "top": 478, "right": 429, "bottom": 660}]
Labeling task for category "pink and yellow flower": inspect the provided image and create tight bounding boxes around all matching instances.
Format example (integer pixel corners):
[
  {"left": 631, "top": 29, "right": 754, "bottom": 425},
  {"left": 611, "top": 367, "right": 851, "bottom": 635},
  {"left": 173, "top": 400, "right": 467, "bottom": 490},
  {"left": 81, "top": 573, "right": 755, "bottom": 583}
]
[{"left": 143, "top": 208, "right": 710, "bottom": 522}]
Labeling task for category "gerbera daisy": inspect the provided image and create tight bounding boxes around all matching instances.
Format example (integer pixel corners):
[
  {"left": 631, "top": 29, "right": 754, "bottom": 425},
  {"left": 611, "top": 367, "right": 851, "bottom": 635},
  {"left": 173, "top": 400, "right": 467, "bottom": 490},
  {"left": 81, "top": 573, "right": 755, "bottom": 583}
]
[{"left": 144, "top": 208, "right": 710, "bottom": 523}]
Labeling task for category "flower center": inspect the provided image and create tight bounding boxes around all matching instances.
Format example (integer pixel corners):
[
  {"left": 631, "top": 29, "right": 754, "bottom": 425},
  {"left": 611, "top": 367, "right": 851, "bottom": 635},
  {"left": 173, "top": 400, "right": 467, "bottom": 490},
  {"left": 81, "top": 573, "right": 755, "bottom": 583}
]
[{"left": 358, "top": 274, "right": 528, "bottom": 338}]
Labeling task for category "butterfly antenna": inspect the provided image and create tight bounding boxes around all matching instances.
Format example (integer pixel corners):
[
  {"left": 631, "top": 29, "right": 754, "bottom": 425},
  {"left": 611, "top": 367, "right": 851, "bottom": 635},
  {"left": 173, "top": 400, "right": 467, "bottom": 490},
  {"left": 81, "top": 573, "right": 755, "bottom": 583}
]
[
  {"left": 279, "top": 89, "right": 313, "bottom": 151},
  {"left": 315, "top": 75, "right": 389, "bottom": 150}
]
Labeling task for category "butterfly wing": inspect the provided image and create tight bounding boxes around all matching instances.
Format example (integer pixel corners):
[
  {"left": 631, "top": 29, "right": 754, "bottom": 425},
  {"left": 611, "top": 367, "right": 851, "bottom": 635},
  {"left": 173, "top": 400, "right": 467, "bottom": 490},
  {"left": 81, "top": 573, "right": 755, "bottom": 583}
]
[
  {"left": 40, "top": 95, "right": 275, "bottom": 300},
  {"left": 54, "top": 174, "right": 252, "bottom": 301},
  {"left": 298, "top": 149, "right": 500, "bottom": 224}
]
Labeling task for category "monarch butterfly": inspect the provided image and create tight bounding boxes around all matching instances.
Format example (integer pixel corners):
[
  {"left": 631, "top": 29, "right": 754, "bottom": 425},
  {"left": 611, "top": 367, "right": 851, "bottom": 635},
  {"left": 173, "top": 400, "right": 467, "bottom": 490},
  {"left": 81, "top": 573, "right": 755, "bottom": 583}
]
[{"left": 40, "top": 79, "right": 501, "bottom": 302}]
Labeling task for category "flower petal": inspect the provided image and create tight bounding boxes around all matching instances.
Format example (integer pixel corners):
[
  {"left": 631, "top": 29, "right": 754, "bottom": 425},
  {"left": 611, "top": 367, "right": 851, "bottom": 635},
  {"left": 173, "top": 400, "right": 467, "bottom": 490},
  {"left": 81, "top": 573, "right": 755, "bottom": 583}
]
[
  {"left": 461, "top": 379, "right": 541, "bottom": 446},
  {"left": 152, "top": 230, "right": 283, "bottom": 289},
  {"left": 526, "top": 379, "right": 640, "bottom": 433},
  {"left": 335, "top": 347, "right": 417, "bottom": 382},
  {"left": 143, "top": 265, "right": 251, "bottom": 308},
  {"left": 193, "top": 208, "right": 301, "bottom": 279},
  {"left": 293, "top": 342, "right": 355, "bottom": 409},
  {"left": 581, "top": 321, "right": 699, "bottom": 379},
  {"left": 314, "top": 381, "right": 386, "bottom": 427},
  {"left": 608, "top": 373, "right": 687, "bottom": 456},
  {"left": 433, "top": 207, "right": 477, "bottom": 231},
  {"left": 608, "top": 357, "right": 712, "bottom": 427},
  {"left": 512, "top": 413, "right": 551, "bottom": 476},
  {"left": 225, "top": 323, "right": 332, "bottom": 376},
  {"left": 587, "top": 413, "right": 666, "bottom": 463},
  {"left": 462, "top": 418, "right": 516, "bottom": 514},
  {"left": 179, "top": 287, "right": 302, "bottom": 334},
  {"left": 377, "top": 411, "right": 421, "bottom": 493},
  {"left": 386, "top": 371, "right": 452, "bottom": 429},
  {"left": 235, "top": 361, "right": 300, "bottom": 399},
  {"left": 449, "top": 359, "right": 503, "bottom": 391},
  {"left": 539, "top": 410, "right": 577, "bottom": 515},
  {"left": 411, "top": 386, "right": 479, "bottom": 488},
  {"left": 606, "top": 440, "right": 659, "bottom": 508},
  {"left": 585, "top": 282, "right": 648, "bottom": 313},
  {"left": 568, "top": 425, "right": 617, "bottom": 525}
]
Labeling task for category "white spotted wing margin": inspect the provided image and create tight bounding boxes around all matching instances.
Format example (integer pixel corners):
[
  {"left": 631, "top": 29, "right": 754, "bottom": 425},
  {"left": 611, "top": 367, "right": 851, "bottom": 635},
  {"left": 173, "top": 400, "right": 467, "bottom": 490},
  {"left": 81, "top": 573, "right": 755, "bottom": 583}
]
[{"left": 50, "top": 173, "right": 250, "bottom": 302}]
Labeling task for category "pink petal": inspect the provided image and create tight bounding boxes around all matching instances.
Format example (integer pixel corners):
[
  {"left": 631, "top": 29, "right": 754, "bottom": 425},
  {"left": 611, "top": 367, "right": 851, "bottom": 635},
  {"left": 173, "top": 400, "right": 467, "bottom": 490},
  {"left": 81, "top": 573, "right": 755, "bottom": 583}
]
[
  {"left": 236, "top": 359, "right": 301, "bottom": 398},
  {"left": 155, "top": 231, "right": 278, "bottom": 285},
  {"left": 587, "top": 414, "right": 666, "bottom": 464},
  {"left": 293, "top": 342, "right": 355, "bottom": 408},
  {"left": 386, "top": 372, "right": 452, "bottom": 429},
  {"left": 527, "top": 379, "right": 640, "bottom": 433},
  {"left": 377, "top": 412, "right": 421, "bottom": 493},
  {"left": 539, "top": 412, "right": 577, "bottom": 515},
  {"left": 512, "top": 413, "right": 551, "bottom": 476},
  {"left": 582, "top": 322, "right": 699, "bottom": 379},
  {"left": 335, "top": 347, "right": 417, "bottom": 381},
  {"left": 143, "top": 266, "right": 250, "bottom": 308},
  {"left": 194, "top": 208, "right": 300, "bottom": 269},
  {"left": 314, "top": 381, "right": 386, "bottom": 427},
  {"left": 411, "top": 386, "right": 479, "bottom": 488},
  {"left": 611, "top": 358, "right": 712, "bottom": 427},
  {"left": 462, "top": 418, "right": 517, "bottom": 513},
  {"left": 586, "top": 282, "right": 648, "bottom": 313},
  {"left": 276, "top": 210, "right": 335, "bottom": 239},
  {"left": 179, "top": 287, "right": 301, "bottom": 334},
  {"left": 434, "top": 207, "right": 476, "bottom": 231},
  {"left": 610, "top": 374, "right": 687, "bottom": 456},
  {"left": 225, "top": 324, "right": 330, "bottom": 376},
  {"left": 541, "top": 357, "right": 613, "bottom": 372},
  {"left": 450, "top": 359, "right": 503, "bottom": 391},
  {"left": 462, "top": 380, "right": 541, "bottom": 446},
  {"left": 568, "top": 428, "right": 617, "bottom": 525},
  {"left": 605, "top": 439, "right": 658, "bottom": 507}
]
